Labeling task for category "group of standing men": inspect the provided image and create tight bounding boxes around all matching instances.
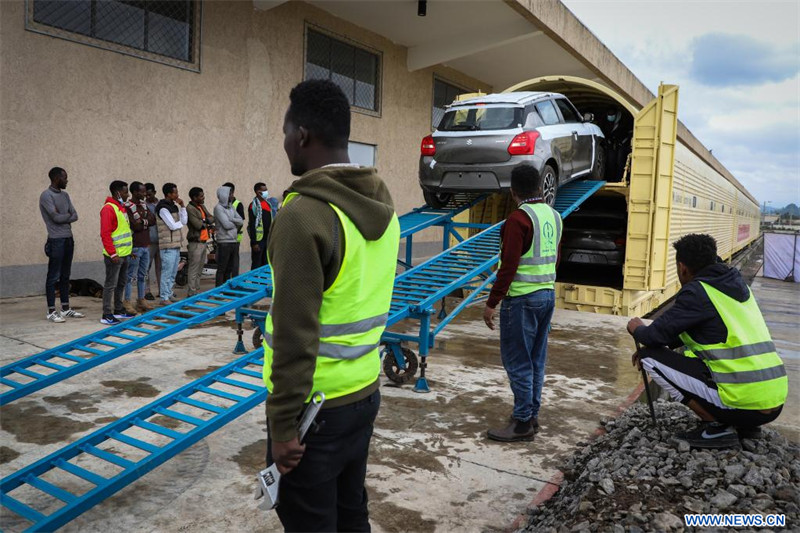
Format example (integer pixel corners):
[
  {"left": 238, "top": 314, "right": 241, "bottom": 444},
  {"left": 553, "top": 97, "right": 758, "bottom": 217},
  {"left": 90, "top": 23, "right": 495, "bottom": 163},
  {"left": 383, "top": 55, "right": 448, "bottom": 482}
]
[{"left": 39, "top": 169, "right": 278, "bottom": 325}]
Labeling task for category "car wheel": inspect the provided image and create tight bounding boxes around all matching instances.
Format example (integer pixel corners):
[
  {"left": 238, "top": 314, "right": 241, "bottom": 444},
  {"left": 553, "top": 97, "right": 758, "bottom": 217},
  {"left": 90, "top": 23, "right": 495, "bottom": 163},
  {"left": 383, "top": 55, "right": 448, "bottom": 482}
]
[
  {"left": 423, "top": 190, "right": 453, "bottom": 209},
  {"left": 542, "top": 165, "right": 558, "bottom": 208},
  {"left": 590, "top": 140, "right": 606, "bottom": 180}
]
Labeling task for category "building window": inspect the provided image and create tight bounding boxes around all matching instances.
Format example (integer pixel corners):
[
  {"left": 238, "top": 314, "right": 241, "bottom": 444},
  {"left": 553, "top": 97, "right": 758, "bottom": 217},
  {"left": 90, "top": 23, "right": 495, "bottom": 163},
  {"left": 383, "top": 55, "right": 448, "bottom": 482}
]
[
  {"left": 27, "top": 0, "right": 200, "bottom": 71},
  {"left": 432, "top": 78, "right": 470, "bottom": 129},
  {"left": 305, "top": 28, "right": 380, "bottom": 113},
  {"left": 348, "top": 141, "right": 376, "bottom": 167}
]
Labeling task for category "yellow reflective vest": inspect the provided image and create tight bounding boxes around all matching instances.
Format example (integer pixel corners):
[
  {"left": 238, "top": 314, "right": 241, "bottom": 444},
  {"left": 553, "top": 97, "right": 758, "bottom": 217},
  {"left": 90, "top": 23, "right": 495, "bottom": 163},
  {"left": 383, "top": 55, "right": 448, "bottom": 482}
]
[
  {"left": 103, "top": 202, "right": 133, "bottom": 258},
  {"left": 263, "top": 193, "right": 400, "bottom": 401},
  {"left": 679, "top": 282, "right": 787, "bottom": 410},
  {"left": 505, "top": 202, "right": 562, "bottom": 296},
  {"left": 232, "top": 199, "right": 243, "bottom": 243}
]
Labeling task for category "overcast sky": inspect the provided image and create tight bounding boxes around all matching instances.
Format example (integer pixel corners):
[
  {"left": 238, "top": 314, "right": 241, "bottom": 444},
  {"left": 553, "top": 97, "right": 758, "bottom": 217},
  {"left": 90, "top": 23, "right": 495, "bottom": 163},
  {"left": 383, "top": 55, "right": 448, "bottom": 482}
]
[{"left": 562, "top": 0, "right": 800, "bottom": 209}]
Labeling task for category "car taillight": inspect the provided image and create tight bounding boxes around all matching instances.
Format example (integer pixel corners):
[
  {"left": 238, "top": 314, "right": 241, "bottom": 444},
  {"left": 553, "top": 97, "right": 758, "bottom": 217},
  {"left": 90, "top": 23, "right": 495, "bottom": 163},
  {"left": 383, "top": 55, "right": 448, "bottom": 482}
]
[
  {"left": 614, "top": 237, "right": 626, "bottom": 248},
  {"left": 508, "top": 131, "right": 539, "bottom": 155},
  {"left": 421, "top": 135, "right": 436, "bottom": 156}
]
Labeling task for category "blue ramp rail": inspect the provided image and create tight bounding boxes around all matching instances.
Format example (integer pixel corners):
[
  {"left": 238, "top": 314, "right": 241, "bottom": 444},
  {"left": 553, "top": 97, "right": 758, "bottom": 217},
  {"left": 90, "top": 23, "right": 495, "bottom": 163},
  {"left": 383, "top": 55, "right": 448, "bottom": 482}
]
[
  {"left": 0, "top": 271, "right": 272, "bottom": 406},
  {"left": 0, "top": 350, "right": 266, "bottom": 532}
]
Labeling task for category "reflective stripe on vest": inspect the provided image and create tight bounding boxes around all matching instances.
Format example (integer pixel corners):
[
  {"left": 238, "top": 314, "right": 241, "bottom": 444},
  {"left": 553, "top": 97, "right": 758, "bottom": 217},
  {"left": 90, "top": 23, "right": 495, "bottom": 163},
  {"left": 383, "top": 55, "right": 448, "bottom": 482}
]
[
  {"left": 679, "top": 282, "right": 787, "bottom": 410},
  {"left": 103, "top": 202, "right": 133, "bottom": 257},
  {"left": 232, "top": 199, "right": 243, "bottom": 243},
  {"left": 264, "top": 311, "right": 388, "bottom": 359},
  {"left": 262, "top": 193, "right": 400, "bottom": 401},
  {"left": 505, "top": 203, "right": 562, "bottom": 296}
]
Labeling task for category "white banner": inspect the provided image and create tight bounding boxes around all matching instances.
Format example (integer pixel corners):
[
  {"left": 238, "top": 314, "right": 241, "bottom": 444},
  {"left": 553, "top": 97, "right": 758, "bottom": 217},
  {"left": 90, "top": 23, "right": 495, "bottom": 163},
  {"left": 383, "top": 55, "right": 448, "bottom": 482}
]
[{"left": 763, "top": 232, "right": 800, "bottom": 282}]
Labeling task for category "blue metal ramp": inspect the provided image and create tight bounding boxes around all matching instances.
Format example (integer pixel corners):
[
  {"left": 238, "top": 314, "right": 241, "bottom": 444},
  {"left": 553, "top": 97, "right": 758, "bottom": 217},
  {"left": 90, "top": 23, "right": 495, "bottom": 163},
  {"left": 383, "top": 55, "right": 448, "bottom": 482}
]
[
  {"left": 0, "top": 350, "right": 266, "bottom": 532},
  {"left": 0, "top": 271, "right": 272, "bottom": 406}
]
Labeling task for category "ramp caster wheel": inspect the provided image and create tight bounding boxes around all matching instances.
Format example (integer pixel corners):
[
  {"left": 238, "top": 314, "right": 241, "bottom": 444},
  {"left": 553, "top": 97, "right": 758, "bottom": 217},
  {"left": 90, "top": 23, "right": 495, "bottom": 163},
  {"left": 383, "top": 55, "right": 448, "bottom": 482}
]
[
  {"left": 383, "top": 347, "right": 419, "bottom": 384},
  {"left": 252, "top": 327, "right": 263, "bottom": 350}
]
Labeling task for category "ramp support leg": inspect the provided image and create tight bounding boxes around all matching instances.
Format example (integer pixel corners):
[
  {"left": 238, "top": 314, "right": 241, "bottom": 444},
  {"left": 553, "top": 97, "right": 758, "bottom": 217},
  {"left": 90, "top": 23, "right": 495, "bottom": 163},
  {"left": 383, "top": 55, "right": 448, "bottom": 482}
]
[
  {"left": 413, "top": 314, "right": 432, "bottom": 393},
  {"left": 413, "top": 357, "right": 430, "bottom": 393},
  {"left": 233, "top": 320, "right": 247, "bottom": 354}
]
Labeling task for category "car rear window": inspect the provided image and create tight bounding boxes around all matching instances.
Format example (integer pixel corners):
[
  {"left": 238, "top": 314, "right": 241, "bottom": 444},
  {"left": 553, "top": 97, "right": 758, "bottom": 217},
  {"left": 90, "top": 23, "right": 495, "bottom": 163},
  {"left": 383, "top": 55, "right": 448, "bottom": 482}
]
[{"left": 438, "top": 106, "right": 523, "bottom": 131}]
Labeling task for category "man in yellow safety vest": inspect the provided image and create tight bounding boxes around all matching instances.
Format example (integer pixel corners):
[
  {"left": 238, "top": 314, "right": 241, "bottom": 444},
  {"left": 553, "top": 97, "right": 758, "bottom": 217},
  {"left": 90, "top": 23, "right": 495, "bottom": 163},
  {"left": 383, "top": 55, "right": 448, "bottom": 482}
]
[
  {"left": 263, "top": 79, "right": 399, "bottom": 531},
  {"left": 100, "top": 180, "right": 135, "bottom": 325},
  {"left": 628, "top": 234, "right": 786, "bottom": 449},
  {"left": 483, "top": 164, "right": 562, "bottom": 442}
]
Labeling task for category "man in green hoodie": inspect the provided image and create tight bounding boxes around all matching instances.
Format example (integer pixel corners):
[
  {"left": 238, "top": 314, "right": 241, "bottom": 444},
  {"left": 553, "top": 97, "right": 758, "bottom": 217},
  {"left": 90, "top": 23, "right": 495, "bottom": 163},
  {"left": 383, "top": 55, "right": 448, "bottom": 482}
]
[{"left": 263, "top": 79, "right": 399, "bottom": 531}]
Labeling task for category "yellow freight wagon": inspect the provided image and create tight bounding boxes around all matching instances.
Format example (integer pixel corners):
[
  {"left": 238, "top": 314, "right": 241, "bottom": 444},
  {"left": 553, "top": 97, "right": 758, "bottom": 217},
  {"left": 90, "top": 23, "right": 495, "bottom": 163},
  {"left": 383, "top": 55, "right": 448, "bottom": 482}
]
[{"left": 470, "top": 76, "right": 760, "bottom": 316}]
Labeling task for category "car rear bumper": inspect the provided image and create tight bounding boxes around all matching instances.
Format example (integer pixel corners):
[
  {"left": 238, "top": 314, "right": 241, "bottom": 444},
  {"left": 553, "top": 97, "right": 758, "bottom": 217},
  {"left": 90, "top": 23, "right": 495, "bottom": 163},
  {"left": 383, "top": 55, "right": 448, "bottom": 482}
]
[{"left": 419, "top": 155, "right": 544, "bottom": 193}]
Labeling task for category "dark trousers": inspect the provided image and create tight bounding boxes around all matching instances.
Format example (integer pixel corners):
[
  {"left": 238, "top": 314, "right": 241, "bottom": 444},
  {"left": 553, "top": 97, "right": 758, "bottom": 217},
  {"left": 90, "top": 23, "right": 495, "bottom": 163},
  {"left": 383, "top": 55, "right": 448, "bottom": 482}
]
[
  {"left": 102, "top": 255, "right": 129, "bottom": 316},
  {"left": 45, "top": 237, "right": 75, "bottom": 309},
  {"left": 639, "top": 346, "right": 783, "bottom": 427},
  {"left": 267, "top": 389, "right": 380, "bottom": 532},
  {"left": 251, "top": 239, "right": 268, "bottom": 270},
  {"left": 215, "top": 242, "right": 239, "bottom": 286}
]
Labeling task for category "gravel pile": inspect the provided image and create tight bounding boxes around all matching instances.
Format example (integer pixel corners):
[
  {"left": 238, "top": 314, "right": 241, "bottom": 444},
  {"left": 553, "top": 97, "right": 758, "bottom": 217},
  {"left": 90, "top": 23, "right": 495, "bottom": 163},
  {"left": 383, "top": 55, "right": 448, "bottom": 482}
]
[{"left": 522, "top": 401, "right": 800, "bottom": 532}]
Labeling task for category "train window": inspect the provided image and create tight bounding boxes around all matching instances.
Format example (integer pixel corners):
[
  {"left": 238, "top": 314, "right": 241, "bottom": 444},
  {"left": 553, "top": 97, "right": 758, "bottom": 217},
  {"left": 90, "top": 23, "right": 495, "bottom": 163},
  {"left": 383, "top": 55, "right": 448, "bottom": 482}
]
[
  {"left": 710, "top": 201, "right": 715, "bottom": 211},
  {"left": 692, "top": 196, "right": 697, "bottom": 208}
]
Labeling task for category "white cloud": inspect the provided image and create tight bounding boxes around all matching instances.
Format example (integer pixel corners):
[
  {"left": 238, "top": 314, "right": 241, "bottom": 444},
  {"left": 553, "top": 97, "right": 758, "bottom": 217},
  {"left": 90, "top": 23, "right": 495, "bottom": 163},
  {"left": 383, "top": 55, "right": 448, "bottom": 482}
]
[{"left": 563, "top": 0, "right": 800, "bottom": 207}]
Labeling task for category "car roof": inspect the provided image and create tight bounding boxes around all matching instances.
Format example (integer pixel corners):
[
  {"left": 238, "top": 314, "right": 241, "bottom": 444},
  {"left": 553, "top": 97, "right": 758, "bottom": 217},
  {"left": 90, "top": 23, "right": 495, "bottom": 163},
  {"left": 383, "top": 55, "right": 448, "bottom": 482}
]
[{"left": 450, "top": 91, "right": 561, "bottom": 108}]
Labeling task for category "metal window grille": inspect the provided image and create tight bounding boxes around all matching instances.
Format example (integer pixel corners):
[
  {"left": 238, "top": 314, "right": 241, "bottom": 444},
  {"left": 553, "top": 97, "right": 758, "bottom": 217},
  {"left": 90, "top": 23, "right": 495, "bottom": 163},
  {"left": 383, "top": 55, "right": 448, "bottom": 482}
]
[
  {"left": 27, "top": 0, "right": 200, "bottom": 71},
  {"left": 432, "top": 78, "right": 470, "bottom": 129},
  {"left": 305, "top": 29, "right": 380, "bottom": 113}
]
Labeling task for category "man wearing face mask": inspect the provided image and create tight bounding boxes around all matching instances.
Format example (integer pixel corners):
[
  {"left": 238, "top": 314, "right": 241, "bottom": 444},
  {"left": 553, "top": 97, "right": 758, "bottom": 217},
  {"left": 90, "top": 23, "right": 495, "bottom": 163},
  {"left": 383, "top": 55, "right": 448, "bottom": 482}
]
[
  {"left": 100, "top": 180, "right": 135, "bottom": 325},
  {"left": 248, "top": 182, "right": 273, "bottom": 270}
]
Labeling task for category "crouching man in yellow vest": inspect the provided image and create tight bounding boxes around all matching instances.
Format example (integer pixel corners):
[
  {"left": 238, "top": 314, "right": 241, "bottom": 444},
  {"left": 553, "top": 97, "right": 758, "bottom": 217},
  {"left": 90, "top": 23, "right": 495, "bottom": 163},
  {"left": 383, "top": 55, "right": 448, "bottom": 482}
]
[
  {"left": 628, "top": 234, "right": 787, "bottom": 449},
  {"left": 263, "top": 79, "right": 399, "bottom": 531}
]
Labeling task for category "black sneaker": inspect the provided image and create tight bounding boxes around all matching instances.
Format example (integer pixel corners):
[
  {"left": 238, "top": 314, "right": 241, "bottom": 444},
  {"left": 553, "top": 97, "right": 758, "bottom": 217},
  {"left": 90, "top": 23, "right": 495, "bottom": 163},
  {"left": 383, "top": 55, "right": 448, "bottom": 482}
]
[
  {"left": 100, "top": 314, "right": 121, "bottom": 325},
  {"left": 736, "top": 426, "right": 763, "bottom": 440},
  {"left": 113, "top": 311, "right": 136, "bottom": 320},
  {"left": 681, "top": 422, "right": 740, "bottom": 449}
]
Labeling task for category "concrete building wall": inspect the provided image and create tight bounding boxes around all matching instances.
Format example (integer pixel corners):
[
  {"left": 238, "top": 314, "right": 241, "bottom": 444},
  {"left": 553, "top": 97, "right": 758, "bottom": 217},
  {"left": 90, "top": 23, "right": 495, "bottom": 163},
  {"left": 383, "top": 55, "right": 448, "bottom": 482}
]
[{"left": 0, "top": 0, "right": 489, "bottom": 297}]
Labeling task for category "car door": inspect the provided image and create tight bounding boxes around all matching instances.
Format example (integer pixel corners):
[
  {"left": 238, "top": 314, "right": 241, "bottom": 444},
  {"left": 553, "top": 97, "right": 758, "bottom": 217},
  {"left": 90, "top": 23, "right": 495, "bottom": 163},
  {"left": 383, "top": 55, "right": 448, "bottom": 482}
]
[
  {"left": 534, "top": 99, "right": 573, "bottom": 178},
  {"left": 554, "top": 98, "right": 592, "bottom": 176}
]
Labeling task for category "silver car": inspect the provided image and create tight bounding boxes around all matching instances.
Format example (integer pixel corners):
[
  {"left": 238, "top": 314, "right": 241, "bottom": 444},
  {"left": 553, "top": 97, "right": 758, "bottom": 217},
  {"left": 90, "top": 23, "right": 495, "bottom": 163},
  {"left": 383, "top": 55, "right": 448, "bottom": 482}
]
[{"left": 419, "top": 92, "right": 605, "bottom": 208}]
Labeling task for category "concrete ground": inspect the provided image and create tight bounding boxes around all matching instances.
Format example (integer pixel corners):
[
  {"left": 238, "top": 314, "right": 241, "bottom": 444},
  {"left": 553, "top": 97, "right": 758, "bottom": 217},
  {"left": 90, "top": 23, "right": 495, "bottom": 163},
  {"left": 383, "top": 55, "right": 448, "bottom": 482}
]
[
  {"left": 0, "top": 273, "right": 795, "bottom": 532},
  {"left": 0, "top": 282, "right": 643, "bottom": 533},
  {"left": 749, "top": 276, "right": 800, "bottom": 440}
]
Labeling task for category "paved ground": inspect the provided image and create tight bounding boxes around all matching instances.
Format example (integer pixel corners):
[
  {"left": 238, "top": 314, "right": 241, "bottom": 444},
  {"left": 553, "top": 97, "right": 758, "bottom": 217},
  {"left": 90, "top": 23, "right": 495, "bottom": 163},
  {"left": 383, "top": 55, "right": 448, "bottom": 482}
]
[
  {"left": 749, "top": 276, "right": 799, "bottom": 441},
  {"left": 0, "top": 280, "right": 643, "bottom": 533},
  {"left": 0, "top": 271, "right": 795, "bottom": 532}
]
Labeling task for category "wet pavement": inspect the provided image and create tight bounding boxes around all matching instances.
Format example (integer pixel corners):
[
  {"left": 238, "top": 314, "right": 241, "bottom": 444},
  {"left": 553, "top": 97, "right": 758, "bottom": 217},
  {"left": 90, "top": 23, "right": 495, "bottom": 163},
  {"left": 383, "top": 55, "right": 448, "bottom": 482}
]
[
  {"left": 0, "top": 274, "right": 795, "bottom": 531},
  {"left": 0, "top": 287, "right": 645, "bottom": 532}
]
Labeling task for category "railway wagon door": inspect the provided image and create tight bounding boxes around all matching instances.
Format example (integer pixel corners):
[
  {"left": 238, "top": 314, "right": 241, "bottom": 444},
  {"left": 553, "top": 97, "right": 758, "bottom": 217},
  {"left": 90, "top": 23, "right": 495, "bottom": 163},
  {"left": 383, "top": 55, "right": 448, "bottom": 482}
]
[{"left": 623, "top": 84, "right": 679, "bottom": 291}]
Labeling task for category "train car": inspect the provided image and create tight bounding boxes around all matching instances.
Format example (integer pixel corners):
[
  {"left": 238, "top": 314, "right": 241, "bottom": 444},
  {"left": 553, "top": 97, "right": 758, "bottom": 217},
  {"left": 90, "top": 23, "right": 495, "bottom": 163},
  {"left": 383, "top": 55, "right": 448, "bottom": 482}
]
[{"left": 469, "top": 76, "right": 760, "bottom": 316}]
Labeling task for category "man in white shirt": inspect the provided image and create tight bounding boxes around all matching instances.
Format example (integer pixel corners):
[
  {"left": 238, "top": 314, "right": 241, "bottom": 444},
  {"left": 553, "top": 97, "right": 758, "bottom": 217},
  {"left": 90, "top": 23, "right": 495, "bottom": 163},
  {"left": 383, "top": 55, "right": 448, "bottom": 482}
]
[{"left": 155, "top": 182, "right": 187, "bottom": 304}]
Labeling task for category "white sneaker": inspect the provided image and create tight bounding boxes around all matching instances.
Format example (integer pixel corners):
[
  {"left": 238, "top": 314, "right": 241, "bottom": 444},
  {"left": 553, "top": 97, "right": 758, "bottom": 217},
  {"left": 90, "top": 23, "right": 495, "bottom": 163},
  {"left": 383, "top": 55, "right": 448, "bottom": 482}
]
[
  {"left": 62, "top": 309, "right": 85, "bottom": 318},
  {"left": 47, "top": 310, "right": 66, "bottom": 323}
]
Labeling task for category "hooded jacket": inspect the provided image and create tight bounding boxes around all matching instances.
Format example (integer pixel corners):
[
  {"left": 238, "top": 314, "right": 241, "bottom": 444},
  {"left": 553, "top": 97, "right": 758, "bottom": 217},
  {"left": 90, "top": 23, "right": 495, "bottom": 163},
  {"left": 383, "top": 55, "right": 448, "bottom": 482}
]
[
  {"left": 266, "top": 166, "right": 395, "bottom": 441},
  {"left": 633, "top": 261, "right": 751, "bottom": 348},
  {"left": 213, "top": 186, "right": 243, "bottom": 243}
]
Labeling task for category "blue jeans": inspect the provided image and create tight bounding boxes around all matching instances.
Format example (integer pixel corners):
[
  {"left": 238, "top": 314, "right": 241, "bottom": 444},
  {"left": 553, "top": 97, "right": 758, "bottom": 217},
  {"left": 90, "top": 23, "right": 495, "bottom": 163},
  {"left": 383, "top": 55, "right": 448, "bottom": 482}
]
[
  {"left": 159, "top": 248, "right": 180, "bottom": 301},
  {"left": 499, "top": 289, "right": 555, "bottom": 422},
  {"left": 124, "top": 246, "right": 150, "bottom": 301}
]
